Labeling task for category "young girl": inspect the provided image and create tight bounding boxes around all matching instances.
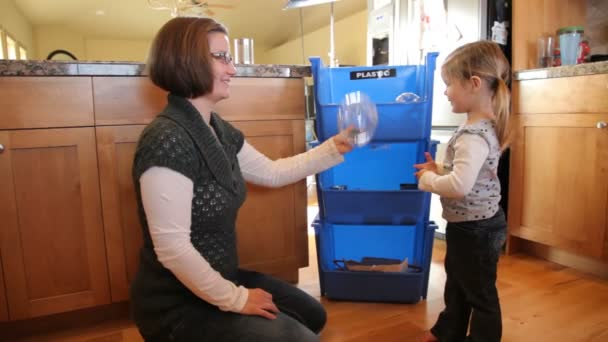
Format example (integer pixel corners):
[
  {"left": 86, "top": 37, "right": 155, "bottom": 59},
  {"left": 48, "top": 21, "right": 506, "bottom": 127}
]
[{"left": 414, "top": 41, "right": 511, "bottom": 342}]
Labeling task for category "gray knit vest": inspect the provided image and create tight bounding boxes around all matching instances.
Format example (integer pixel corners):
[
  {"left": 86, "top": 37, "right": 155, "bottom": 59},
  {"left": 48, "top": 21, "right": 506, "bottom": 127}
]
[
  {"left": 130, "top": 94, "right": 246, "bottom": 336},
  {"left": 441, "top": 119, "right": 502, "bottom": 222}
]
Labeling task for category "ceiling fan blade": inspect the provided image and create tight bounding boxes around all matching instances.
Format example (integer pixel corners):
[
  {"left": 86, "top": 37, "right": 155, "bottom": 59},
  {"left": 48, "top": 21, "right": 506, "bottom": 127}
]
[
  {"left": 147, "top": 0, "right": 174, "bottom": 10},
  {"left": 207, "top": 4, "right": 235, "bottom": 9}
]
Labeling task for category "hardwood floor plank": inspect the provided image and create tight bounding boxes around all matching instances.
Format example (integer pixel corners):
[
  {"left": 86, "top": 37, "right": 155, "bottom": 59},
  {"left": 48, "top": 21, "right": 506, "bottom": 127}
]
[{"left": 3, "top": 228, "right": 608, "bottom": 342}]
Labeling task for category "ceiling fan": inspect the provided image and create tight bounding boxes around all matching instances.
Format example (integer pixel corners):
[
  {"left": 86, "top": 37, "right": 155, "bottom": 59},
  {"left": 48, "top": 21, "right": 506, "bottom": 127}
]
[{"left": 147, "top": 0, "right": 236, "bottom": 17}]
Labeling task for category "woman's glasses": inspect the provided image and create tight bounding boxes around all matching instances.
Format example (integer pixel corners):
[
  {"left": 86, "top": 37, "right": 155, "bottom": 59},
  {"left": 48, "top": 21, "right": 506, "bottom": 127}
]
[{"left": 210, "top": 51, "right": 234, "bottom": 65}]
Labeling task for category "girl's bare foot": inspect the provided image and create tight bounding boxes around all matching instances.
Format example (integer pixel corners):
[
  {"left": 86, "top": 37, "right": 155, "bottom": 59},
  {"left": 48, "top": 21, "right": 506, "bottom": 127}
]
[{"left": 419, "top": 331, "right": 439, "bottom": 342}]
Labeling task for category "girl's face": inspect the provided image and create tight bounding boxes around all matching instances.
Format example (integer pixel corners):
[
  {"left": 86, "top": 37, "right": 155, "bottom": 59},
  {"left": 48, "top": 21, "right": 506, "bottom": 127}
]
[
  {"left": 207, "top": 32, "right": 237, "bottom": 102},
  {"left": 441, "top": 70, "right": 474, "bottom": 114}
]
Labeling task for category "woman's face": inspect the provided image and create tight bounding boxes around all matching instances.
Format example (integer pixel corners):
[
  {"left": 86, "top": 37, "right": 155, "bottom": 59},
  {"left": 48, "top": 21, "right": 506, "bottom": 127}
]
[{"left": 207, "top": 32, "right": 237, "bottom": 102}]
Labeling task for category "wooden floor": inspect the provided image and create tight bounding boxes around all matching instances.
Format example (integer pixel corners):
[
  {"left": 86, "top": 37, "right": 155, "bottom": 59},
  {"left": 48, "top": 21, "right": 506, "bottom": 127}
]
[{"left": 4, "top": 223, "right": 608, "bottom": 341}]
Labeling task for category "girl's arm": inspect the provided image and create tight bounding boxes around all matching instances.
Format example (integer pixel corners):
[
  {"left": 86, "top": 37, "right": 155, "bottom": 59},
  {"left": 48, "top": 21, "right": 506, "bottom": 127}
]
[
  {"left": 140, "top": 167, "right": 248, "bottom": 312},
  {"left": 237, "top": 139, "right": 344, "bottom": 187},
  {"left": 418, "top": 134, "right": 489, "bottom": 198}
]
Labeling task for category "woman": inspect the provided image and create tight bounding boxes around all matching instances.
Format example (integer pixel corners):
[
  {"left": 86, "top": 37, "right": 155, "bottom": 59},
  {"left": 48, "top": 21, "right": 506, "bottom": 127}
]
[{"left": 130, "top": 16, "right": 353, "bottom": 341}]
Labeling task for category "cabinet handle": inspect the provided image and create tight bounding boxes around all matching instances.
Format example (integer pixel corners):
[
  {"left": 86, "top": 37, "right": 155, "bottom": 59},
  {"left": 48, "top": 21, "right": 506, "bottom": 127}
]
[
  {"left": 0, "top": 144, "right": 4, "bottom": 153},
  {"left": 597, "top": 122, "right": 607, "bottom": 129}
]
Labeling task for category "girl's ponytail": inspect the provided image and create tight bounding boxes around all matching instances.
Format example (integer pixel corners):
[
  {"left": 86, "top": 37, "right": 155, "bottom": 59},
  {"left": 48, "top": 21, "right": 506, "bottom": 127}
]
[{"left": 493, "top": 78, "right": 511, "bottom": 150}]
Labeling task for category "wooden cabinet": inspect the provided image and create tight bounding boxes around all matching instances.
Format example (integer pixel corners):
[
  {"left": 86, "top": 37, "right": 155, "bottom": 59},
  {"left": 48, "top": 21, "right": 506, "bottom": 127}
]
[
  {"left": 507, "top": 74, "right": 608, "bottom": 273},
  {"left": 233, "top": 120, "right": 308, "bottom": 283},
  {"left": 0, "top": 77, "right": 94, "bottom": 129},
  {"left": 0, "top": 128, "right": 110, "bottom": 320},
  {"left": 512, "top": 0, "right": 586, "bottom": 71},
  {"left": 92, "top": 77, "right": 308, "bottom": 290},
  {"left": 96, "top": 125, "right": 147, "bottom": 302},
  {"left": 0, "top": 258, "right": 7, "bottom": 321},
  {"left": 0, "top": 74, "right": 308, "bottom": 321}
]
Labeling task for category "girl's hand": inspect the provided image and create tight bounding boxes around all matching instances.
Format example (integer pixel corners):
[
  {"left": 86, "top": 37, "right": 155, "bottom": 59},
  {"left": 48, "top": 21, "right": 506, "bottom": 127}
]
[
  {"left": 332, "top": 126, "right": 355, "bottom": 155},
  {"left": 240, "top": 288, "right": 279, "bottom": 320},
  {"left": 413, "top": 152, "right": 437, "bottom": 180}
]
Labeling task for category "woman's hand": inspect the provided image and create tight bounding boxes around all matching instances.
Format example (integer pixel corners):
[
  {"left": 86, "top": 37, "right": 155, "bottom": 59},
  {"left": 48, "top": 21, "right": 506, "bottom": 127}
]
[
  {"left": 413, "top": 152, "right": 438, "bottom": 180},
  {"left": 240, "top": 288, "right": 279, "bottom": 320},
  {"left": 332, "top": 127, "right": 355, "bottom": 155}
]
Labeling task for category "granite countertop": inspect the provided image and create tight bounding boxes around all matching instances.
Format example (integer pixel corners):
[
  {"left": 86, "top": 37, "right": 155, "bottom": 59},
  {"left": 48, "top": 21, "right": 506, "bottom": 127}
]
[
  {"left": 514, "top": 61, "right": 608, "bottom": 81},
  {"left": 0, "top": 60, "right": 312, "bottom": 78}
]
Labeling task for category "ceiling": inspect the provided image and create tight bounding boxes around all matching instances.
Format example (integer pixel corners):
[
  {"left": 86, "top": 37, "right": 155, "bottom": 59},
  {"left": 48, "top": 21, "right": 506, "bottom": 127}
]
[{"left": 14, "top": 0, "right": 367, "bottom": 50}]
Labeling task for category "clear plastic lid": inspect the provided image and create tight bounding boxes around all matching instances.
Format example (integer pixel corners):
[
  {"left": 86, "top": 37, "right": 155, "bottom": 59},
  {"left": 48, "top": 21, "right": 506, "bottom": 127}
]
[
  {"left": 337, "top": 91, "right": 378, "bottom": 147},
  {"left": 557, "top": 26, "right": 584, "bottom": 35}
]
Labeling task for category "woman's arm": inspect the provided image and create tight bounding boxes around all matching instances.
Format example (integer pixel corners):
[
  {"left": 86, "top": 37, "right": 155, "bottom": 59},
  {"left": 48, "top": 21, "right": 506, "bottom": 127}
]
[
  {"left": 237, "top": 138, "right": 344, "bottom": 187},
  {"left": 418, "top": 134, "right": 489, "bottom": 198},
  {"left": 140, "top": 167, "right": 248, "bottom": 312}
]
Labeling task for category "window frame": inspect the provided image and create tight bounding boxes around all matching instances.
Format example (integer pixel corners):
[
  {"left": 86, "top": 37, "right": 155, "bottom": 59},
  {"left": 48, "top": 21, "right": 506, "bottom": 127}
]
[
  {"left": 0, "top": 27, "right": 6, "bottom": 59},
  {"left": 0, "top": 25, "right": 28, "bottom": 60}
]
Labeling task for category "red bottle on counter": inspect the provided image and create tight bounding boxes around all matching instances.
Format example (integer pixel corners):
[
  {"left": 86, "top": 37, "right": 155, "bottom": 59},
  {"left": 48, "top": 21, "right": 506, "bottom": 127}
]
[{"left": 578, "top": 40, "right": 591, "bottom": 64}]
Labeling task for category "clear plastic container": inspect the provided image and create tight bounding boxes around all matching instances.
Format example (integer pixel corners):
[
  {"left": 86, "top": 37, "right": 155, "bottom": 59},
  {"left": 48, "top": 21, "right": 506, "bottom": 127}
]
[{"left": 557, "top": 26, "right": 584, "bottom": 66}]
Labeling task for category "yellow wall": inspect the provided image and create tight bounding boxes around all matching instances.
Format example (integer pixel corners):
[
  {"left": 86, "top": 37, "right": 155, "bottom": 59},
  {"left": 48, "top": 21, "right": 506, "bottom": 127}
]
[
  {"left": 34, "top": 26, "right": 85, "bottom": 60},
  {"left": 0, "top": 0, "right": 34, "bottom": 57},
  {"left": 4, "top": 4, "right": 366, "bottom": 64},
  {"left": 85, "top": 39, "right": 150, "bottom": 62},
  {"left": 34, "top": 25, "right": 150, "bottom": 61},
  {"left": 261, "top": 10, "right": 367, "bottom": 66}
]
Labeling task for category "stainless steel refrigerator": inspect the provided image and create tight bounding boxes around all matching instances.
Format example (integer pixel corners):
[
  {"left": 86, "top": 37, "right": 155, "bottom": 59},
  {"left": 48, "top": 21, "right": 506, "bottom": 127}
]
[{"left": 367, "top": 0, "right": 512, "bottom": 235}]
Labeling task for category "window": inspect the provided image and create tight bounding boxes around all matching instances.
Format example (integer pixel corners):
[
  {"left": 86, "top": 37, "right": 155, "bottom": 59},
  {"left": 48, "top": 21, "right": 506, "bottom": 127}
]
[
  {"left": 0, "top": 29, "right": 4, "bottom": 59},
  {"left": 19, "top": 46, "right": 27, "bottom": 60},
  {"left": 0, "top": 27, "right": 27, "bottom": 60},
  {"left": 6, "top": 34, "right": 17, "bottom": 59}
]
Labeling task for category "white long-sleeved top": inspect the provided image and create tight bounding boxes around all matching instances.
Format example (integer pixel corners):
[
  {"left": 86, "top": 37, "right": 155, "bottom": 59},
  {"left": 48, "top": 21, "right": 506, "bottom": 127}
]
[
  {"left": 418, "top": 134, "right": 489, "bottom": 198},
  {"left": 140, "top": 138, "right": 342, "bottom": 313}
]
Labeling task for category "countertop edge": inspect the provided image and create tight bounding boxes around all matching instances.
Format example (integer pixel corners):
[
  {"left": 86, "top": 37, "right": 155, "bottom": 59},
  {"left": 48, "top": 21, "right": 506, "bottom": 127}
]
[
  {"left": 514, "top": 61, "right": 608, "bottom": 81},
  {"left": 0, "top": 60, "right": 312, "bottom": 78}
]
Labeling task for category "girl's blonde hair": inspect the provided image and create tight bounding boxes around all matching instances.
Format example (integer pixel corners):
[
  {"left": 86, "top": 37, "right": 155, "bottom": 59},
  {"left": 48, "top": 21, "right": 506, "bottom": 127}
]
[{"left": 442, "top": 41, "right": 511, "bottom": 149}]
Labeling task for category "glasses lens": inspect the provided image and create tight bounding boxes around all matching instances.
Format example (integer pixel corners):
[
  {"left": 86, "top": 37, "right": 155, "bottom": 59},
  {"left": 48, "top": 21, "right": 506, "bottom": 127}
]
[
  {"left": 211, "top": 52, "right": 233, "bottom": 64},
  {"left": 223, "top": 52, "right": 233, "bottom": 64}
]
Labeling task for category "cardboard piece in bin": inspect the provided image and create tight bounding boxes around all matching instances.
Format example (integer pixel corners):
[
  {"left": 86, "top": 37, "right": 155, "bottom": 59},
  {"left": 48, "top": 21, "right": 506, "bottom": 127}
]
[{"left": 335, "top": 257, "right": 413, "bottom": 273}]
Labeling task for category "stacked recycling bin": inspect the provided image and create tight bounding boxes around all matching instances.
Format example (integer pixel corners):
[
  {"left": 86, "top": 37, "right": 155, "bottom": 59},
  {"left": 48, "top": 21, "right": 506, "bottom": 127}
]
[{"left": 309, "top": 53, "right": 439, "bottom": 303}]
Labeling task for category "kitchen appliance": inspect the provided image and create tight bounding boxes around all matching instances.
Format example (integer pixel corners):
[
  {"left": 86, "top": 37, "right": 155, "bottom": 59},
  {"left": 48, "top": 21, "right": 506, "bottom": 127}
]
[
  {"left": 367, "top": 0, "right": 493, "bottom": 126},
  {"left": 233, "top": 38, "right": 254, "bottom": 64}
]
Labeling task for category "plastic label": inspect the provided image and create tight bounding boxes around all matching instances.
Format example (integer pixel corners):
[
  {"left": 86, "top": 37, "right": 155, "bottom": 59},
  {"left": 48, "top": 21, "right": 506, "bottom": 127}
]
[{"left": 350, "top": 68, "right": 396, "bottom": 80}]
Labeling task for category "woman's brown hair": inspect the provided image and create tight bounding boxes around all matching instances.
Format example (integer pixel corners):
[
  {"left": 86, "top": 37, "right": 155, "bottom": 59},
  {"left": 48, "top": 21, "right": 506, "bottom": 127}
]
[
  {"left": 442, "top": 41, "right": 512, "bottom": 149},
  {"left": 147, "top": 17, "right": 228, "bottom": 98}
]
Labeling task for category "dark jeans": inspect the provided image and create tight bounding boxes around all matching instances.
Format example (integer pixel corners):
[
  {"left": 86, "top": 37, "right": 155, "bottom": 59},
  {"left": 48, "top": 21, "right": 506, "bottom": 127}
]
[
  {"left": 146, "top": 269, "right": 326, "bottom": 342},
  {"left": 431, "top": 208, "right": 507, "bottom": 342}
]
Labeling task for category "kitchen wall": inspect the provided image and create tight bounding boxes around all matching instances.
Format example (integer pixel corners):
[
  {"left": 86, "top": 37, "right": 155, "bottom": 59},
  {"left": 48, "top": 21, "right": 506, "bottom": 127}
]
[
  {"left": 259, "top": 10, "right": 367, "bottom": 66},
  {"left": 30, "top": 10, "right": 366, "bottom": 65},
  {"left": 84, "top": 39, "right": 150, "bottom": 62},
  {"left": 34, "top": 25, "right": 149, "bottom": 61},
  {"left": 34, "top": 26, "right": 84, "bottom": 60},
  {"left": 587, "top": 0, "right": 607, "bottom": 55},
  {"left": 0, "top": 0, "right": 34, "bottom": 56}
]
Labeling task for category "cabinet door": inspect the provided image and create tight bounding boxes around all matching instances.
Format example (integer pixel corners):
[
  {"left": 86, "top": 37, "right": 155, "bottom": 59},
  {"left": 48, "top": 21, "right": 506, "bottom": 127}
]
[
  {"left": 0, "top": 258, "right": 7, "bottom": 321},
  {"left": 0, "top": 128, "right": 110, "bottom": 320},
  {"left": 508, "top": 114, "right": 608, "bottom": 259},
  {"left": 96, "top": 126, "right": 146, "bottom": 302},
  {"left": 232, "top": 120, "right": 308, "bottom": 282}
]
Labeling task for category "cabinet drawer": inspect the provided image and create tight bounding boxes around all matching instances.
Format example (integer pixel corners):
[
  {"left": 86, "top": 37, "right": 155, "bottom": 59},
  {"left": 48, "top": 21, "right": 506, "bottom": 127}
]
[
  {"left": 215, "top": 78, "right": 306, "bottom": 121},
  {"left": 0, "top": 77, "right": 94, "bottom": 129},
  {"left": 514, "top": 73, "right": 608, "bottom": 114},
  {"left": 93, "top": 77, "right": 167, "bottom": 125}
]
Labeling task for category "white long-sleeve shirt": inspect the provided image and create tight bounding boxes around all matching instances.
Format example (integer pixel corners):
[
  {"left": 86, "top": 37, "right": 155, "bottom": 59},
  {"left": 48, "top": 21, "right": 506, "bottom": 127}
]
[
  {"left": 140, "top": 138, "right": 343, "bottom": 313},
  {"left": 418, "top": 134, "right": 489, "bottom": 198}
]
